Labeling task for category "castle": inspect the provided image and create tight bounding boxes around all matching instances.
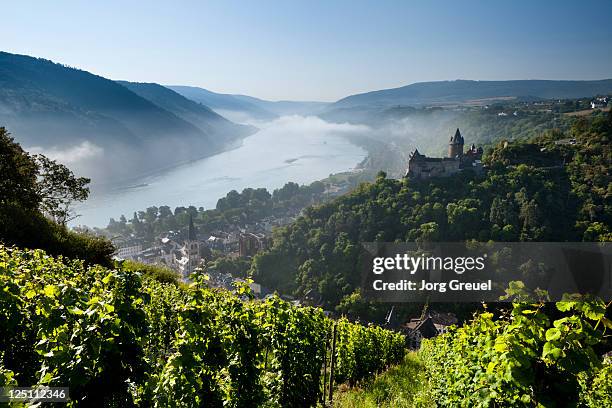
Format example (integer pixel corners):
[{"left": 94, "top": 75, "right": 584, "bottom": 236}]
[{"left": 405, "top": 128, "right": 483, "bottom": 179}]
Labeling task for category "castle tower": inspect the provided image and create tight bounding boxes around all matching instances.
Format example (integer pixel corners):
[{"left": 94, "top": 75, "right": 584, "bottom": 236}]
[{"left": 448, "top": 128, "right": 464, "bottom": 158}]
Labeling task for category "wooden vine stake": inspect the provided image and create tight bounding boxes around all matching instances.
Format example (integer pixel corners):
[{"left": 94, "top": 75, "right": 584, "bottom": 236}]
[
  {"left": 321, "top": 329, "right": 328, "bottom": 404},
  {"left": 328, "top": 322, "right": 338, "bottom": 405}
]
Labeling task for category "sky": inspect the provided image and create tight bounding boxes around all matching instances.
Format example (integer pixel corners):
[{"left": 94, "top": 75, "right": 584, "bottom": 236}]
[{"left": 2, "top": 0, "right": 612, "bottom": 101}]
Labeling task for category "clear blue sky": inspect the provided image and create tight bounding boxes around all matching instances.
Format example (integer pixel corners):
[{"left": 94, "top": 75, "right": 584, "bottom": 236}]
[{"left": 2, "top": 0, "right": 611, "bottom": 101}]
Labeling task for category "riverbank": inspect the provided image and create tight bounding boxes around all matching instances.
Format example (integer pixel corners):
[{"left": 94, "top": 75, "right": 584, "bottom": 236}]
[
  {"left": 89, "top": 131, "right": 251, "bottom": 193},
  {"left": 341, "top": 133, "right": 406, "bottom": 178},
  {"left": 74, "top": 116, "right": 368, "bottom": 228}
]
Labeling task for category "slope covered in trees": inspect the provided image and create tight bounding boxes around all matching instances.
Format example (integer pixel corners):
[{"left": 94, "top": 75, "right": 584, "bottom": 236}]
[
  {"left": 320, "top": 99, "right": 580, "bottom": 177},
  {"left": 0, "top": 52, "right": 252, "bottom": 182},
  {"left": 332, "top": 79, "right": 612, "bottom": 109},
  {"left": 251, "top": 111, "right": 612, "bottom": 316},
  {"left": 116, "top": 81, "right": 255, "bottom": 142},
  {"left": 0, "top": 127, "right": 113, "bottom": 266}
]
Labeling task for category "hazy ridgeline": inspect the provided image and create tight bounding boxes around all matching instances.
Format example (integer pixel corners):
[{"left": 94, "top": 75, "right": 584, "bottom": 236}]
[
  {"left": 0, "top": 52, "right": 255, "bottom": 187},
  {"left": 4, "top": 48, "right": 608, "bottom": 191}
]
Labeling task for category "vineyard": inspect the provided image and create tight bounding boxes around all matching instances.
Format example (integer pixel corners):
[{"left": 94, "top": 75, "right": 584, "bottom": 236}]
[
  {"left": 2, "top": 245, "right": 612, "bottom": 407},
  {"left": 420, "top": 289, "right": 612, "bottom": 407},
  {"left": 0, "top": 245, "right": 405, "bottom": 407}
]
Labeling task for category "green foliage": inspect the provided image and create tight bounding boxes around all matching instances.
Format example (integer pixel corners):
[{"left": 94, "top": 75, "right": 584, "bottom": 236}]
[
  {"left": 0, "top": 246, "right": 147, "bottom": 406},
  {"left": 103, "top": 181, "right": 329, "bottom": 245},
  {"left": 34, "top": 154, "right": 90, "bottom": 225},
  {"left": 579, "top": 357, "right": 612, "bottom": 407},
  {"left": 0, "top": 127, "right": 113, "bottom": 266},
  {"left": 333, "top": 352, "right": 433, "bottom": 408},
  {"left": 419, "top": 294, "right": 610, "bottom": 407},
  {"left": 334, "top": 318, "right": 406, "bottom": 386},
  {"left": 0, "top": 127, "right": 40, "bottom": 210},
  {"left": 0, "top": 360, "right": 17, "bottom": 387},
  {"left": 0, "top": 127, "right": 90, "bottom": 224},
  {"left": 251, "top": 112, "right": 611, "bottom": 318},
  {"left": 122, "top": 259, "right": 180, "bottom": 285},
  {"left": 137, "top": 277, "right": 184, "bottom": 404},
  {"left": 205, "top": 255, "right": 252, "bottom": 279},
  {"left": 259, "top": 296, "right": 329, "bottom": 407},
  {"left": 0, "top": 203, "right": 115, "bottom": 267},
  {"left": 0, "top": 245, "right": 405, "bottom": 407}
]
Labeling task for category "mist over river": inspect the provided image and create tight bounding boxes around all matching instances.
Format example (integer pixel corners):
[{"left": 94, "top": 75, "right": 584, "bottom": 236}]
[{"left": 74, "top": 116, "right": 368, "bottom": 228}]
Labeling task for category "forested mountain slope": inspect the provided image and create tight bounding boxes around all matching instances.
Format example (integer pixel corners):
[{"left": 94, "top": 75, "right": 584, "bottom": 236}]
[
  {"left": 168, "top": 85, "right": 277, "bottom": 121},
  {"left": 0, "top": 52, "right": 251, "bottom": 183},
  {"left": 117, "top": 81, "right": 255, "bottom": 141},
  {"left": 333, "top": 79, "right": 612, "bottom": 108},
  {"left": 251, "top": 111, "right": 612, "bottom": 316}
]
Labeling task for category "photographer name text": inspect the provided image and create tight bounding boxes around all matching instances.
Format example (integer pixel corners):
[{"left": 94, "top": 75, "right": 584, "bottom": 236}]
[{"left": 372, "top": 279, "right": 492, "bottom": 292}]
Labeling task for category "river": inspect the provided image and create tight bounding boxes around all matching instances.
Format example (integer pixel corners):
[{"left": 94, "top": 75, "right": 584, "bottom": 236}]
[{"left": 74, "top": 116, "right": 368, "bottom": 227}]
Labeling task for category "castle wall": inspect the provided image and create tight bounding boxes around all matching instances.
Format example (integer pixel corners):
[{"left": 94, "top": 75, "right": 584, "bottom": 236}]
[{"left": 408, "top": 159, "right": 461, "bottom": 179}]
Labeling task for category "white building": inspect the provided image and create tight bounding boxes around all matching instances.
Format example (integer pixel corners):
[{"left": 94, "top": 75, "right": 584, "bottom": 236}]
[{"left": 115, "top": 242, "right": 143, "bottom": 260}]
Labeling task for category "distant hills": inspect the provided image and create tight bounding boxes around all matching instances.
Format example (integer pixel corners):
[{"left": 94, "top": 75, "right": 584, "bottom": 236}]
[
  {"left": 2, "top": 50, "right": 611, "bottom": 185},
  {"left": 0, "top": 51, "right": 253, "bottom": 184},
  {"left": 167, "top": 85, "right": 276, "bottom": 121},
  {"left": 332, "top": 79, "right": 612, "bottom": 109},
  {"left": 231, "top": 94, "right": 329, "bottom": 117},
  {"left": 168, "top": 85, "right": 328, "bottom": 122},
  {"left": 116, "top": 81, "right": 255, "bottom": 140}
]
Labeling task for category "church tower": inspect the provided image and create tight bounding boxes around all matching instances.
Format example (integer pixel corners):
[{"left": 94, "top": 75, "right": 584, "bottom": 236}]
[
  {"left": 188, "top": 214, "right": 196, "bottom": 241},
  {"left": 448, "top": 128, "right": 464, "bottom": 158},
  {"left": 183, "top": 214, "right": 200, "bottom": 278}
]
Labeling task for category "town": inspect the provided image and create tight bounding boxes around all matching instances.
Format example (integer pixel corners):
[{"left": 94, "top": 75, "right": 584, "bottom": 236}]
[
  {"left": 105, "top": 174, "right": 365, "bottom": 296},
  {"left": 110, "top": 127, "right": 488, "bottom": 287}
]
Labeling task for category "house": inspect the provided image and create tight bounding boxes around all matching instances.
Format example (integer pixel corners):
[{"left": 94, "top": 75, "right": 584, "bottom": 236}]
[
  {"left": 591, "top": 97, "right": 609, "bottom": 109},
  {"left": 137, "top": 247, "right": 163, "bottom": 264},
  {"left": 403, "top": 311, "right": 458, "bottom": 349},
  {"left": 206, "top": 235, "right": 225, "bottom": 251},
  {"left": 158, "top": 237, "right": 179, "bottom": 263},
  {"left": 239, "top": 232, "right": 270, "bottom": 257},
  {"left": 115, "top": 240, "right": 143, "bottom": 260},
  {"left": 403, "top": 316, "right": 439, "bottom": 349}
]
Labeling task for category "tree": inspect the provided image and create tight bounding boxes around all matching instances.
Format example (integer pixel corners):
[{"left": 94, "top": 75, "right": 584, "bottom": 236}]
[
  {"left": 217, "top": 190, "right": 241, "bottom": 210},
  {"left": 159, "top": 205, "right": 172, "bottom": 219},
  {"left": 144, "top": 206, "right": 159, "bottom": 224},
  {"left": 415, "top": 221, "right": 440, "bottom": 244},
  {"left": 0, "top": 128, "right": 112, "bottom": 265},
  {"left": 0, "top": 127, "right": 39, "bottom": 209},
  {"left": 34, "top": 154, "right": 90, "bottom": 225},
  {"left": 1, "top": 128, "right": 89, "bottom": 225}
]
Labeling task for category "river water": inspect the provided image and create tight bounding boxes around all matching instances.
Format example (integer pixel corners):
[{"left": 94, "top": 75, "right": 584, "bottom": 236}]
[{"left": 74, "top": 116, "right": 368, "bottom": 227}]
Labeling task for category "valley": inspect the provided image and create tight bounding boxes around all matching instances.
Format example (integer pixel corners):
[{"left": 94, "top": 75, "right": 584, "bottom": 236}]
[
  {"left": 1, "top": 40, "right": 611, "bottom": 406},
  {"left": 74, "top": 115, "right": 368, "bottom": 227}
]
